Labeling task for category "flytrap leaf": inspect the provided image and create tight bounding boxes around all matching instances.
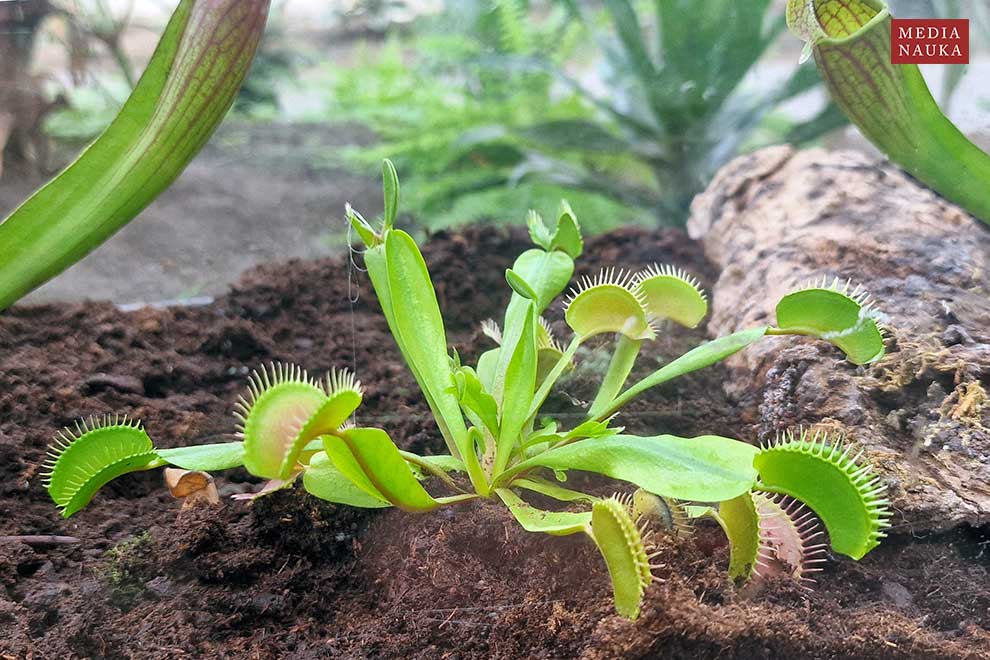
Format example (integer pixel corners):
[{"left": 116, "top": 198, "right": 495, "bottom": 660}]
[
  {"left": 587, "top": 494, "right": 655, "bottom": 620},
  {"left": 632, "top": 489, "right": 692, "bottom": 539},
  {"left": 303, "top": 451, "right": 391, "bottom": 508},
  {"left": 753, "top": 492, "right": 828, "bottom": 585},
  {"left": 786, "top": 0, "right": 990, "bottom": 225},
  {"left": 775, "top": 278, "right": 885, "bottom": 365},
  {"left": 496, "top": 488, "right": 591, "bottom": 535},
  {"left": 43, "top": 416, "right": 160, "bottom": 518},
  {"left": 755, "top": 429, "right": 892, "bottom": 559},
  {"left": 713, "top": 493, "right": 761, "bottom": 583},
  {"left": 323, "top": 427, "right": 441, "bottom": 512},
  {"left": 633, "top": 264, "right": 708, "bottom": 328},
  {"left": 504, "top": 434, "right": 759, "bottom": 503},
  {"left": 236, "top": 363, "right": 362, "bottom": 480},
  {"left": 0, "top": 0, "right": 271, "bottom": 311},
  {"left": 712, "top": 491, "right": 828, "bottom": 586},
  {"left": 564, "top": 269, "right": 655, "bottom": 341}
]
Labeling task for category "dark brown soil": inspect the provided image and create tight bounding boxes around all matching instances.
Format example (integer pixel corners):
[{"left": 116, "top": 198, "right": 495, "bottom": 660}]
[{"left": 1, "top": 228, "right": 988, "bottom": 658}]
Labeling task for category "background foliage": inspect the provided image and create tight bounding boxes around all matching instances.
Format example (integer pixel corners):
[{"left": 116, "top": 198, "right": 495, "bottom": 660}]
[{"left": 328, "top": 0, "right": 846, "bottom": 229}]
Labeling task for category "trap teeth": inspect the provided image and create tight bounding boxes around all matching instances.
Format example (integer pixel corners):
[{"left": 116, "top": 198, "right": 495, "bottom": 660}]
[
  {"left": 755, "top": 428, "right": 891, "bottom": 559},
  {"left": 563, "top": 269, "right": 653, "bottom": 341},
  {"left": 631, "top": 263, "right": 708, "bottom": 328},
  {"left": 480, "top": 318, "right": 502, "bottom": 345},
  {"left": 589, "top": 494, "right": 655, "bottom": 619},
  {"left": 44, "top": 417, "right": 158, "bottom": 517}
]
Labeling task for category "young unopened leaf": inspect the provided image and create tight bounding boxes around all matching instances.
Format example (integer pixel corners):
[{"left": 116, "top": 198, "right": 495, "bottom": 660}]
[
  {"left": 382, "top": 159, "right": 400, "bottom": 229},
  {"left": 552, "top": 202, "right": 583, "bottom": 258},
  {"left": 505, "top": 268, "right": 539, "bottom": 301},
  {"left": 347, "top": 204, "right": 379, "bottom": 248},
  {"left": 526, "top": 210, "right": 554, "bottom": 250},
  {"left": 452, "top": 367, "right": 500, "bottom": 436}
]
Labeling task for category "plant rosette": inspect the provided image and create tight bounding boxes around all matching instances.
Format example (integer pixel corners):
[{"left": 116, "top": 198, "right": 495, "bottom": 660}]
[{"left": 43, "top": 161, "right": 892, "bottom": 619}]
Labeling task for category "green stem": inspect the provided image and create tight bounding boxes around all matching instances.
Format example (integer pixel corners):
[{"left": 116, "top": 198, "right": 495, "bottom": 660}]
[
  {"left": 399, "top": 450, "right": 467, "bottom": 494},
  {"left": 524, "top": 335, "right": 582, "bottom": 425},
  {"left": 588, "top": 335, "right": 642, "bottom": 419},
  {"left": 512, "top": 476, "right": 597, "bottom": 503},
  {"left": 593, "top": 327, "right": 769, "bottom": 421},
  {"left": 463, "top": 432, "right": 491, "bottom": 497},
  {"left": 435, "top": 493, "right": 481, "bottom": 506}
]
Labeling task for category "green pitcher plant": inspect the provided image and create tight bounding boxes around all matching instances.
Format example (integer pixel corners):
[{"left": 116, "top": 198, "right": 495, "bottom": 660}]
[
  {"left": 787, "top": 0, "right": 990, "bottom": 226},
  {"left": 42, "top": 163, "right": 892, "bottom": 619},
  {"left": 0, "top": 0, "right": 271, "bottom": 311}
]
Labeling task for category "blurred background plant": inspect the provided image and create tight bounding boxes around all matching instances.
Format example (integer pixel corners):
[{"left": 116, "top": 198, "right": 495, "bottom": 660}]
[
  {"left": 916, "top": 0, "right": 990, "bottom": 111},
  {"left": 38, "top": 0, "right": 303, "bottom": 147},
  {"left": 326, "top": 0, "right": 847, "bottom": 229},
  {"left": 326, "top": 0, "right": 645, "bottom": 232},
  {"left": 3, "top": 0, "right": 988, "bottom": 304},
  {"left": 231, "top": 2, "right": 306, "bottom": 118},
  {"left": 0, "top": 0, "right": 61, "bottom": 176}
]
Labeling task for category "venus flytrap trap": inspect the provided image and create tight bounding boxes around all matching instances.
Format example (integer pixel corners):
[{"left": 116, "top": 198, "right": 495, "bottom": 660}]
[{"left": 42, "top": 162, "right": 893, "bottom": 618}]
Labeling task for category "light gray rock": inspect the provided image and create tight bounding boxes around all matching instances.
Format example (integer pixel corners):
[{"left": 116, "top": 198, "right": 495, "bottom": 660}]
[{"left": 688, "top": 145, "right": 990, "bottom": 532}]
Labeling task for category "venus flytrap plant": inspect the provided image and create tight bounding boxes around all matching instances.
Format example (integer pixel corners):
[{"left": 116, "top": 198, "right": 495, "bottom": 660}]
[{"left": 42, "top": 162, "right": 894, "bottom": 618}]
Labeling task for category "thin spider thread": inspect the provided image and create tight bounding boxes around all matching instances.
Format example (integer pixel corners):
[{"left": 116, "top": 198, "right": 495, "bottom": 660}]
[{"left": 345, "top": 217, "right": 366, "bottom": 427}]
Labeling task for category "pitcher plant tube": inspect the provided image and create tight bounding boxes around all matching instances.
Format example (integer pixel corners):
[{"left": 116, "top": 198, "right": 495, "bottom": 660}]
[
  {"left": 0, "top": 0, "right": 270, "bottom": 311},
  {"left": 42, "top": 162, "right": 892, "bottom": 619},
  {"left": 786, "top": 0, "right": 990, "bottom": 226}
]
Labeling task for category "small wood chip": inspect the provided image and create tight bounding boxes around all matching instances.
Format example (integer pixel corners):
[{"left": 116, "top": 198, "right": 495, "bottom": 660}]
[
  {"left": 164, "top": 468, "right": 220, "bottom": 507},
  {"left": 0, "top": 535, "right": 81, "bottom": 547}
]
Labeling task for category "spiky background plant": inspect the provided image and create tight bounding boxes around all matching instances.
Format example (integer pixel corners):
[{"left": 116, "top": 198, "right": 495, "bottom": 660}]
[
  {"left": 42, "top": 163, "right": 892, "bottom": 618},
  {"left": 331, "top": 0, "right": 847, "bottom": 229}
]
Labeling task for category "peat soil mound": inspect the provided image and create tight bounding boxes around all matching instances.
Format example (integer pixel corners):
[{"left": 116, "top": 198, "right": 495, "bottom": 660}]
[{"left": 1, "top": 228, "right": 987, "bottom": 658}]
